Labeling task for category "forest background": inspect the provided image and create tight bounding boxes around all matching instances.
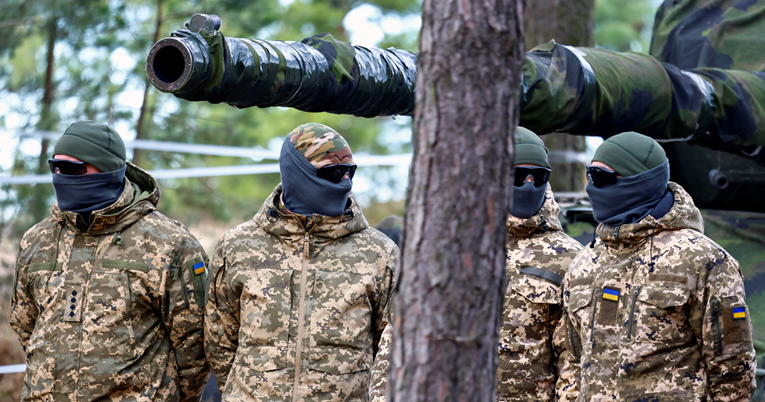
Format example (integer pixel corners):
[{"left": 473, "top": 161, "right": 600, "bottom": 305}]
[{"left": 0, "top": 0, "right": 655, "bottom": 399}]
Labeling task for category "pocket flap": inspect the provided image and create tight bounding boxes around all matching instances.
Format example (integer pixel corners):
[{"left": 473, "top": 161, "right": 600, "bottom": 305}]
[
  {"left": 512, "top": 272, "right": 561, "bottom": 305},
  {"left": 638, "top": 286, "right": 690, "bottom": 308},
  {"left": 567, "top": 288, "right": 592, "bottom": 313},
  {"left": 28, "top": 262, "right": 63, "bottom": 273},
  {"left": 101, "top": 259, "right": 148, "bottom": 272}
]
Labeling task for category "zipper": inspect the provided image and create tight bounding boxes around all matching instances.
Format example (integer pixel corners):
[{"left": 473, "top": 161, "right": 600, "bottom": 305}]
[
  {"left": 176, "top": 257, "right": 190, "bottom": 309},
  {"left": 292, "top": 232, "right": 311, "bottom": 402},
  {"left": 588, "top": 288, "right": 600, "bottom": 347},
  {"left": 566, "top": 308, "right": 582, "bottom": 360},
  {"left": 626, "top": 286, "right": 641, "bottom": 341},
  {"left": 711, "top": 298, "right": 722, "bottom": 356}
]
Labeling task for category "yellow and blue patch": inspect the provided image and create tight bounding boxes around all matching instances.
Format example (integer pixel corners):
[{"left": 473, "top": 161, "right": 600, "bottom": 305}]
[
  {"left": 733, "top": 307, "right": 747, "bottom": 320},
  {"left": 193, "top": 261, "right": 205, "bottom": 275},
  {"left": 603, "top": 287, "right": 620, "bottom": 302}
]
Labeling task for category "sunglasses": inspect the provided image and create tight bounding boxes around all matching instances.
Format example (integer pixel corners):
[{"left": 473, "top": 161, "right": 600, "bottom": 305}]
[
  {"left": 586, "top": 165, "right": 619, "bottom": 188},
  {"left": 48, "top": 159, "right": 88, "bottom": 175},
  {"left": 316, "top": 164, "right": 357, "bottom": 184},
  {"left": 514, "top": 166, "right": 551, "bottom": 187}
]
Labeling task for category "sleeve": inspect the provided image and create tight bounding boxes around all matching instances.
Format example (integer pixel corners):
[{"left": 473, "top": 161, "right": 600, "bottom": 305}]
[
  {"left": 555, "top": 274, "right": 581, "bottom": 402},
  {"left": 204, "top": 235, "right": 240, "bottom": 393},
  {"left": 10, "top": 241, "right": 37, "bottom": 352},
  {"left": 519, "top": 41, "right": 765, "bottom": 153},
  {"left": 372, "top": 246, "right": 397, "bottom": 355},
  {"left": 368, "top": 322, "right": 393, "bottom": 402},
  {"left": 162, "top": 231, "right": 211, "bottom": 402},
  {"left": 693, "top": 250, "right": 756, "bottom": 401}
]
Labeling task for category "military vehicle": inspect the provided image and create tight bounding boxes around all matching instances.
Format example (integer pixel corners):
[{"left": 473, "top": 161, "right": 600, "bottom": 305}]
[{"left": 146, "top": 6, "right": 765, "bottom": 397}]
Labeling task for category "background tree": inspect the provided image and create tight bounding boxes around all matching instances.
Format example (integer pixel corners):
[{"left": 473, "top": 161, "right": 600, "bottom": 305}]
[{"left": 389, "top": 0, "right": 522, "bottom": 401}]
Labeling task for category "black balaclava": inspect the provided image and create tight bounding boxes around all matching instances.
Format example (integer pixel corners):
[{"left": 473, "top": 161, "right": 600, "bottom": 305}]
[
  {"left": 511, "top": 127, "right": 550, "bottom": 218},
  {"left": 279, "top": 132, "right": 353, "bottom": 217},
  {"left": 52, "top": 166, "right": 127, "bottom": 219}
]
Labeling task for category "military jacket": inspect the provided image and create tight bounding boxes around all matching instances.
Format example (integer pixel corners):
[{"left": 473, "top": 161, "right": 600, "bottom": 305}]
[
  {"left": 204, "top": 184, "right": 397, "bottom": 402},
  {"left": 367, "top": 187, "right": 582, "bottom": 402},
  {"left": 560, "top": 182, "right": 755, "bottom": 401},
  {"left": 10, "top": 163, "right": 210, "bottom": 402}
]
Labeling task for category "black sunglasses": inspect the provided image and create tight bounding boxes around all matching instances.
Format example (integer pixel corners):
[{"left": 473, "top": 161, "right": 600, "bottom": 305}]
[
  {"left": 514, "top": 166, "right": 551, "bottom": 187},
  {"left": 316, "top": 164, "right": 357, "bottom": 184},
  {"left": 586, "top": 165, "right": 619, "bottom": 188},
  {"left": 48, "top": 159, "right": 88, "bottom": 175}
]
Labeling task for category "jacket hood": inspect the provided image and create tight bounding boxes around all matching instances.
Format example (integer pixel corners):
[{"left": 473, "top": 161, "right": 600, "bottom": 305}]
[
  {"left": 51, "top": 162, "right": 160, "bottom": 235},
  {"left": 595, "top": 181, "right": 703, "bottom": 245},
  {"left": 507, "top": 184, "right": 563, "bottom": 238},
  {"left": 254, "top": 184, "right": 369, "bottom": 246}
]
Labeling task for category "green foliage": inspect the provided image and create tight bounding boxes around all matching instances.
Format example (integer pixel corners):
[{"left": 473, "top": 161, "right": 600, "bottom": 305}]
[{"left": 593, "top": 0, "right": 654, "bottom": 52}]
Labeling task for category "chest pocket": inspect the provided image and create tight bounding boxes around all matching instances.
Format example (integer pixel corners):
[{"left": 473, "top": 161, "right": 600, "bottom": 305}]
[
  {"left": 633, "top": 286, "right": 691, "bottom": 343},
  {"left": 26, "top": 263, "right": 64, "bottom": 311},
  {"left": 501, "top": 268, "right": 562, "bottom": 345}
]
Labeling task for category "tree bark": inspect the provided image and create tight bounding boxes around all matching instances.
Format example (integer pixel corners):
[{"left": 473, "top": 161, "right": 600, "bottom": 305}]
[
  {"left": 134, "top": 0, "right": 164, "bottom": 165},
  {"left": 524, "top": 0, "right": 594, "bottom": 192},
  {"left": 389, "top": 0, "right": 523, "bottom": 400}
]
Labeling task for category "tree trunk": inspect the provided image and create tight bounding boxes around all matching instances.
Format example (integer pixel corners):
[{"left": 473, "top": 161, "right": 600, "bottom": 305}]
[
  {"left": 525, "top": 0, "right": 594, "bottom": 192},
  {"left": 134, "top": 0, "right": 164, "bottom": 165},
  {"left": 389, "top": 0, "right": 523, "bottom": 400}
]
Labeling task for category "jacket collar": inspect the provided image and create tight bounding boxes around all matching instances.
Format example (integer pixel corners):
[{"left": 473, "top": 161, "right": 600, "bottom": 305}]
[{"left": 506, "top": 184, "right": 563, "bottom": 238}]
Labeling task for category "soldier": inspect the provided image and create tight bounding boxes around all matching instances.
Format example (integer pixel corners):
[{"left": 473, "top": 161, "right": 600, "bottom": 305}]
[
  {"left": 204, "top": 123, "right": 397, "bottom": 401},
  {"left": 560, "top": 132, "right": 756, "bottom": 401},
  {"left": 368, "top": 128, "right": 582, "bottom": 401},
  {"left": 10, "top": 120, "right": 210, "bottom": 401}
]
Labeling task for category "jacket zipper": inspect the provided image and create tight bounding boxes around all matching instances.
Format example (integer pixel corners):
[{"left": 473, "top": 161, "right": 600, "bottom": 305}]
[
  {"left": 566, "top": 307, "right": 582, "bottom": 360},
  {"left": 292, "top": 232, "right": 310, "bottom": 402},
  {"left": 626, "top": 286, "right": 641, "bottom": 341},
  {"left": 588, "top": 288, "right": 600, "bottom": 347},
  {"left": 176, "top": 257, "right": 190, "bottom": 309},
  {"left": 711, "top": 298, "right": 722, "bottom": 356}
]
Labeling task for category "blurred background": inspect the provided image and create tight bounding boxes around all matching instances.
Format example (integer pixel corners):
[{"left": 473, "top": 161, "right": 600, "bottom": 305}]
[{"left": 0, "top": 0, "right": 656, "bottom": 399}]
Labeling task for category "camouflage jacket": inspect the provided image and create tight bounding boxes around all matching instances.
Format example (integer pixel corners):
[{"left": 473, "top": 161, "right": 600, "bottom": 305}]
[
  {"left": 367, "top": 187, "right": 582, "bottom": 402},
  {"left": 204, "top": 184, "right": 397, "bottom": 402},
  {"left": 10, "top": 162, "right": 210, "bottom": 402},
  {"left": 560, "top": 182, "right": 756, "bottom": 401}
]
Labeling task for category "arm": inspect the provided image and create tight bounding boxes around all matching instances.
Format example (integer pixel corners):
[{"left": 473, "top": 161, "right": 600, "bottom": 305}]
[
  {"left": 555, "top": 270, "right": 582, "bottom": 402},
  {"left": 204, "top": 235, "right": 240, "bottom": 392},
  {"left": 163, "top": 232, "right": 211, "bottom": 402},
  {"left": 694, "top": 251, "right": 756, "bottom": 401},
  {"left": 368, "top": 322, "right": 393, "bottom": 402},
  {"left": 10, "top": 241, "right": 37, "bottom": 352}
]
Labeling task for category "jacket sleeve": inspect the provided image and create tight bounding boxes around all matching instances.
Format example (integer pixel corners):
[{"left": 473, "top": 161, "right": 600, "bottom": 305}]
[
  {"left": 555, "top": 272, "right": 581, "bottom": 402},
  {"left": 10, "top": 240, "right": 38, "bottom": 352},
  {"left": 372, "top": 246, "right": 397, "bottom": 354},
  {"left": 204, "top": 235, "right": 240, "bottom": 392},
  {"left": 693, "top": 249, "right": 756, "bottom": 401},
  {"left": 162, "top": 232, "right": 211, "bottom": 402},
  {"left": 368, "top": 322, "right": 393, "bottom": 402}
]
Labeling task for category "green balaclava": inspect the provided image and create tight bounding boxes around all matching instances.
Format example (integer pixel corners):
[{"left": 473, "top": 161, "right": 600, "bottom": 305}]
[
  {"left": 514, "top": 127, "right": 551, "bottom": 169},
  {"left": 53, "top": 121, "right": 127, "bottom": 172},
  {"left": 592, "top": 131, "right": 665, "bottom": 176}
]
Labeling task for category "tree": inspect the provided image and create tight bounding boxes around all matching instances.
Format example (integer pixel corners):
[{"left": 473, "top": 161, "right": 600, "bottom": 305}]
[{"left": 389, "top": 0, "right": 523, "bottom": 400}]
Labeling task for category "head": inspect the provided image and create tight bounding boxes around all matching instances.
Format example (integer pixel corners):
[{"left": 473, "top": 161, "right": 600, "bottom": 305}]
[
  {"left": 279, "top": 123, "right": 357, "bottom": 217},
  {"left": 375, "top": 215, "right": 403, "bottom": 247},
  {"left": 586, "top": 132, "right": 671, "bottom": 225},
  {"left": 510, "top": 127, "right": 551, "bottom": 219}
]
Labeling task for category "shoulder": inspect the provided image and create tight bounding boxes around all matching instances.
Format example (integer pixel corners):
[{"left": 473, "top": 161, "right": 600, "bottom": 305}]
[
  {"left": 134, "top": 211, "right": 204, "bottom": 251},
  {"left": 656, "top": 227, "right": 732, "bottom": 265},
  {"left": 215, "top": 219, "right": 272, "bottom": 251},
  {"left": 20, "top": 217, "right": 61, "bottom": 249},
  {"left": 348, "top": 227, "right": 399, "bottom": 259}
]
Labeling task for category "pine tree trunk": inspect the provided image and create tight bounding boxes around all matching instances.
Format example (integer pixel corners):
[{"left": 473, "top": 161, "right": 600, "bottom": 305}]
[
  {"left": 389, "top": 0, "right": 524, "bottom": 400},
  {"left": 525, "top": 0, "right": 594, "bottom": 192},
  {"left": 134, "top": 0, "right": 164, "bottom": 165}
]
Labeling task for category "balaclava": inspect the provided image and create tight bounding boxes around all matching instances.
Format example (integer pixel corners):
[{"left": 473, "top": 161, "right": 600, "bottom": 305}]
[
  {"left": 279, "top": 123, "right": 355, "bottom": 217},
  {"left": 511, "top": 127, "right": 550, "bottom": 218},
  {"left": 51, "top": 121, "right": 127, "bottom": 219},
  {"left": 586, "top": 132, "right": 672, "bottom": 225}
]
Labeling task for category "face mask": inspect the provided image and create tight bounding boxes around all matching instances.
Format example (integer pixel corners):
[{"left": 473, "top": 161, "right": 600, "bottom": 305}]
[
  {"left": 52, "top": 166, "right": 126, "bottom": 218},
  {"left": 586, "top": 160, "right": 670, "bottom": 225},
  {"left": 510, "top": 181, "right": 547, "bottom": 219},
  {"left": 279, "top": 136, "right": 353, "bottom": 217}
]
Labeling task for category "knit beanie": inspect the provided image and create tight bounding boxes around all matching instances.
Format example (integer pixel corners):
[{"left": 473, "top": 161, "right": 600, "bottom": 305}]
[
  {"left": 53, "top": 121, "right": 127, "bottom": 172},
  {"left": 514, "top": 127, "right": 550, "bottom": 169},
  {"left": 288, "top": 123, "right": 354, "bottom": 168},
  {"left": 592, "top": 132, "right": 667, "bottom": 177}
]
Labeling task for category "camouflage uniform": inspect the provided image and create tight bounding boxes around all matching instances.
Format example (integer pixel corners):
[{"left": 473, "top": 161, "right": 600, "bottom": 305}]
[
  {"left": 560, "top": 182, "right": 756, "bottom": 401},
  {"left": 367, "top": 187, "right": 582, "bottom": 402},
  {"left": 10, "top": 162, "right": 210, "bottom": 402},
  {"left": 204, "top": 184, "right": 397, "bottom": 402}
]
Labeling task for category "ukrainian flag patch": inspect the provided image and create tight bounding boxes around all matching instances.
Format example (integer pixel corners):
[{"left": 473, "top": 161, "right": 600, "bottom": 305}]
[
  {"left": 733, "top": 307, "right": 747, "bottom": 320},
  {"left": 603, "top": 287, "right": 620, "bottom": 302},
  {"left": 193, "top": 261, "right": 205, "bottom": 275}
]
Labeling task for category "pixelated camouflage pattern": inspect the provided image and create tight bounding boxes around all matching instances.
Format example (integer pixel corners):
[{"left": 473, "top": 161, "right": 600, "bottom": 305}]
[
  {"left": 10, "top": 162, "right": 210, "bottom": 402},
  {"left": 560, "top": 182, "right": 756, "bottom": 401},
  {"left": 204, "top": 184, "right": 396, "bottom": 402},
  {"left": 289, "top": 123, "right": 355, "bottom": 168},
  {"left": 367, "top": 187, "right": 582, "bottom": 402}
]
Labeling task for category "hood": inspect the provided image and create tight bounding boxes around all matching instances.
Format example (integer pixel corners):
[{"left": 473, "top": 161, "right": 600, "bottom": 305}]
[
  {"left": 254, "top": 184, "right": 369, "bottom": 247},
  {"left": 507, "top": 184, "right": 563, "bottom": 238},
  {"left": 596, "top": 182, "right": 703, "bottom": 245},
  {"left": 51, "top": 162, "right": 160, "bottom": 235}
]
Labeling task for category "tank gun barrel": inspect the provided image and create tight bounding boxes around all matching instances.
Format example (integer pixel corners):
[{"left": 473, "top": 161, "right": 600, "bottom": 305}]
[{"left": 146, "top": 14, "right": 417, "bottom": 117}]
